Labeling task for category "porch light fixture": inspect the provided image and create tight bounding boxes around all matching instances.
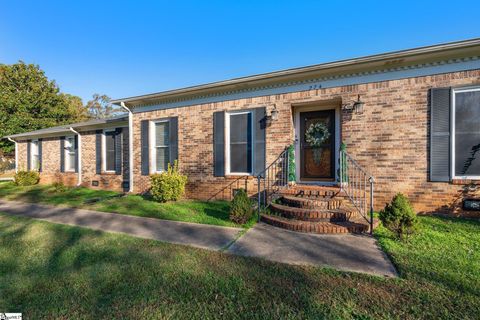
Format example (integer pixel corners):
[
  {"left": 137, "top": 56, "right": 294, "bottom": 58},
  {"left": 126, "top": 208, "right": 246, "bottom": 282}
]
[
  {"left": 266, "top": 104, "right": 279, "bottom": 122},
  {"left": 343, "top": 95, "right": 365, "bottom": 114}
]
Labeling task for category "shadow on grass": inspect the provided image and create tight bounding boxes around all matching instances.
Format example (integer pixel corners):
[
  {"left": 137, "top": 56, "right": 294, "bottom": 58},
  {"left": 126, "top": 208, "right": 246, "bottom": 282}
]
[{"left": 2, "top": 213, "right": 479, "bottom": 319}]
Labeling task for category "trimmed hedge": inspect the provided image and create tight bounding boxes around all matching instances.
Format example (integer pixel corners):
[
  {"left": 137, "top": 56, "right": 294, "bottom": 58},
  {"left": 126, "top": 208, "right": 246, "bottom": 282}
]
[
  {"left": 150, "top": 161, "right": 187, "bottom": 202},
  {"left": 14, "top": 170, "right": 40, "bottom": 186}
]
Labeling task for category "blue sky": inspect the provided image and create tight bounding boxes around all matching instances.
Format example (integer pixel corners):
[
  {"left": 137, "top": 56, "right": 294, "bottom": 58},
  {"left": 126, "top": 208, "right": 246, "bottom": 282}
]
[{"left": 1, "top": 0, "right": 479, "bottom": 103}]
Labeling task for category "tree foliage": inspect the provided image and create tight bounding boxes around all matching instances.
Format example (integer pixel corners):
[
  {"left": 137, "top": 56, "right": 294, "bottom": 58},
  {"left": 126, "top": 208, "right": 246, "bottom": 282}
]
[
  {"left": 86, "top": 93, "right": 124, "bottom": 119},
  {"left": 0, "top": 61, "right": 90, "bottom": 154}
]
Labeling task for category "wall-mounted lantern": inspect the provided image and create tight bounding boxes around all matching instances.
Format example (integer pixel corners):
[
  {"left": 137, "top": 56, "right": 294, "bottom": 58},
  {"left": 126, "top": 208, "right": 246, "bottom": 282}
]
[
  {"left": 265, "top": 104, "right": 279, "bottom": 123},
  {"left": 342, "top": 95, "right": 365, "bottom": 114}
]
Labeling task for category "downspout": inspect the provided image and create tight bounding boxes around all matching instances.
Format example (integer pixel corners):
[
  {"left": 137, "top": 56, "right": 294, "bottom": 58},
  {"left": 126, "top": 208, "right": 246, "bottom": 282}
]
[
  {"left": 121, "top": 102, "right": 134, "bottom": 193},
  {"left": 69, "top": 127, "right": 82, "bottom": 186},
  {"left": 7, "top": 137, "right": 18, "bottom": 173}
]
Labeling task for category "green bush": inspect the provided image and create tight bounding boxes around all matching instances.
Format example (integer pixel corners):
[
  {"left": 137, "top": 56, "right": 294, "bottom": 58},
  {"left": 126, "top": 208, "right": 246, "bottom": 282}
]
[
  {"left": 229, "top": 189, "right": 253, "bottom": 224},
  {"left": 379, "top": 193, "right": 418, "bottom": 240},
  {"left": 150, "top": 161, "right": 188, "bottom": 202},
  {"left": 14, "top": 170, "right": 40, "bottom": 186},
  {"left": 52, "top": 181, "right": 67, "bottom": 193}
]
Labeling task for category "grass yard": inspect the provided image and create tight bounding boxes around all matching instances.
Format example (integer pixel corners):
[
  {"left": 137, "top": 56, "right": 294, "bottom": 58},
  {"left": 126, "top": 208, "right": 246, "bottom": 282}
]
[
  {"left": 0, "top": 213, "right": 479, "bottom": 319},
  {"left": 0, "top": 182, "right": 254, "bottom": 228}
]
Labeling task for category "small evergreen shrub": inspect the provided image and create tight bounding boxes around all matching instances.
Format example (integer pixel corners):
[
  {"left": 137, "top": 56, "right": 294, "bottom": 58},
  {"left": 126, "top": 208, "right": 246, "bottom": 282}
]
[
  {"left": 379, "top": 193, "right": 418, "bottom": 240},
  {"left": 52, "top": 181, "right": 67, "bottom": 193},
  {"left": 14, "top": 170, "right": 40, "bottom": 186},
  {"left": 150, "top": 161, "right": 188, "bottom": 202},
  {"left": 229, "top": 189, "right": 253, "bottom": 224}
]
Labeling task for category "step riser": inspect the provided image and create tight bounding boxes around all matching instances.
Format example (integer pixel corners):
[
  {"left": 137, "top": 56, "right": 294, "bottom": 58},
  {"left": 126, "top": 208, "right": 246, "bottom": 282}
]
[
  {"left": 281, "top": 197, "right": 343, "bottom": 210},
  {"left": 261, "top": 215, "right": 368, "bottom": 234},
  {"left": 271, "top": 205, "right": 354, "bottom": 222},
  {"left": 280, "top": 189, "right": 346, "bottom": 199}
]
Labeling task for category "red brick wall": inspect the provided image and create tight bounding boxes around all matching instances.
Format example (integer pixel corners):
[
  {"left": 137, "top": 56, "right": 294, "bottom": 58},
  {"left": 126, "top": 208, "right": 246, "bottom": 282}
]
[
  {"left": 133, "top": 69, "right": 480, "bottom": 216},
  {"left": 16, "top": 129, "right": 129, "bottom": 192}
]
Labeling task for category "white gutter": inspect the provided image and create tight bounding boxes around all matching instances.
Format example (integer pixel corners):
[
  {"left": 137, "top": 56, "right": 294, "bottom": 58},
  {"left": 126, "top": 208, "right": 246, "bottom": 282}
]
[
  {"left": 121, "top": 102, "right": 134, "bottom": 193},
  {"left": 7, "top": 137, "right": 18, "bottom": 173},
  {"left": 69, "top": 127, "right": 82, "bottom": 186}
]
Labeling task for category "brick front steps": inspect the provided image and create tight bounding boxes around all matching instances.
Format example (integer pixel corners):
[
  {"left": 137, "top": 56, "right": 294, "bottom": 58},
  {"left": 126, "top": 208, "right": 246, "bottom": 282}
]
[
  {"left": 281, "top": 195, "right": 343, "bottom": 210},
  {"left": 270, "top": 203, "right": 357, "bottom": 222},
  {"left": 262, "top": 185, "right": 374, "bottom": 234},
  {"left": 261, "top": 214, "right": 370, "bottom": 234}
]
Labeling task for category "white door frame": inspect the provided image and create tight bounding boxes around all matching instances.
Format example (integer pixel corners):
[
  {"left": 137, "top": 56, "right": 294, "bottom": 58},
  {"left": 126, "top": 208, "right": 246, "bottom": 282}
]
[{"left": 293, "top": 104, "right": 340, "bottom": 185}]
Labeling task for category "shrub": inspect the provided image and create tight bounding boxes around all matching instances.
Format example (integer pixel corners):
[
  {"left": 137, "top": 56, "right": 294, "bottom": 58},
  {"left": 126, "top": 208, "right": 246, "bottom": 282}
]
[
  {"left": 52, "top": 181, "right": 67, "bottom": 193},
  {"left": 229, "top": 189, "right": 253, "bottom": 224},
  {"left": 150, "top": 161, "right": 188, "bottom": 202},
  {"left": 379, "top": 193, "right": 418, "bottom": 240},
  {"left": 14, "top": 170, "right": 40, "bottom": 186}
]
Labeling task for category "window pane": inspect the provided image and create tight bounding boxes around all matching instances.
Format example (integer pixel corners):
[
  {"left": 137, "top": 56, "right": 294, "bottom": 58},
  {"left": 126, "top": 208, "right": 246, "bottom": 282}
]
[
  {"left": 230, "top": 113, "right": 249, "bottom": 143},
  {"left": 455, "top": 90, "right": 480, "bottom": 176},
  {"left": 105, "top": 132, "right": 116, "bottom": 171},
  {"left": 156, "top": 147, "right": 169, "bottom": 171},
  {"left": 229, "top": 113, "right": 252, "bottom": 173},
  {"left": 156, "top": 122, "right": 169, "bottom": 146},
  {"left": 67, "top": 153, "right": 75, "bottom": 171}
]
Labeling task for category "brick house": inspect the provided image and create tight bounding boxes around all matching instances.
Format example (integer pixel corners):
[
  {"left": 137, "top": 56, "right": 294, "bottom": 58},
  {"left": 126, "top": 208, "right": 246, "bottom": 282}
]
[{"left": 6, "top": 38, "right": 480, "bottom": 233}]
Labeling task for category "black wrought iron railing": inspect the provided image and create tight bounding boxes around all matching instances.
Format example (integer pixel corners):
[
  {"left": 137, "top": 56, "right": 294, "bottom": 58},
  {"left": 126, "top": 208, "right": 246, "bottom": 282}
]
[
  {"left": 208, "top": 175, "right": 250, "bottom": 201},
  {"left": 339, "top": 150, "right": 374, "bottom": 234},
  {"left": 256, "top": 147, "right": 290, "bottom": 219}
]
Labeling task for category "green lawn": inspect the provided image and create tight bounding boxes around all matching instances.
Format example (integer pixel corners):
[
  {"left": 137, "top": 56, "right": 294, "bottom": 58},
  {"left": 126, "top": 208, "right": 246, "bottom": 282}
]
[
  {"left": 0, "top": 213, "right": 479, "bottom": 319},
  {"left": 0, "top": 182, "right": 254, "bottom": 228}
]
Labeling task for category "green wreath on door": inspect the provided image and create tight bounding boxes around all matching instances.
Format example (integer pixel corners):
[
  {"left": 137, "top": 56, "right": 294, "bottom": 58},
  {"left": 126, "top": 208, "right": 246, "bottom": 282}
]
[{"left": 305, "top": 122, "right": 330, "bottom": 165}]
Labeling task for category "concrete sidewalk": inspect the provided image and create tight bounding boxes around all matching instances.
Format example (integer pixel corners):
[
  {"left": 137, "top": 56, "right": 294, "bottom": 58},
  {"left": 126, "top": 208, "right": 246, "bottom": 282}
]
[
  {"left": 0, "top": 199, "right": 396, "bottom": 276},
  {"left": 0, "top": 200, "right": 242, "bottom": 250},
  {"left": 227, "top": 223, "right": 397, "bottom": 277}
]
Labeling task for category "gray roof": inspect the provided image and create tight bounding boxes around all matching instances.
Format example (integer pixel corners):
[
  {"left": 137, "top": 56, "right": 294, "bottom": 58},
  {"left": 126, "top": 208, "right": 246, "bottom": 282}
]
[
  {"left": 111, "top": 38, "right": 480, "bottom": 107},
  {"left": 6, "top": 114, "right": 128, "bottom": 140}
]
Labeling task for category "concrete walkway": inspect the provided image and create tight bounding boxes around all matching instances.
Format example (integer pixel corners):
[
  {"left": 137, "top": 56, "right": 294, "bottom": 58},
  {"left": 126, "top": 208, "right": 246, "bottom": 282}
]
[
  {"left": 0, "top": 200, "right": 242, "bottom": 250},
  {"left": 0, "top": 200, "right": 396, "bottom": 277},
  {"left": 227, "top": 223, "right": 397, "bottom": 277}
]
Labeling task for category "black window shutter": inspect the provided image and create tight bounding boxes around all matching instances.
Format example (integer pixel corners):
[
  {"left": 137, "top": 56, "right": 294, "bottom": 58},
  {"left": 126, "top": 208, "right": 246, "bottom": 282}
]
[
  {"left": 95, "top": 130, "right": 102, "bottom": 174},
  {"left": 74, "top": 135, "right": 79, "bottom": 173},
  {"left": 114, "top": 128, "right": 123, "bottom": 175},
  {"left": 213, "top": 111, "right": 225, "bottom": 177},
  {"left": 430, "top": 88, "right": 451, "bottom": 182},
  {"left": 60, "top": 137, "right": 65, "bottom": 173},
  {"left": 38, "top": 138, "right": 43, "bottom": 172},
  {"left": 27, "top": 140, "right": 31, "bottom": 171},
  {"left": 253, "top": 107, "right": 266, "bottom": 176},
  {"left": 122, "top": 127, "right": 129, "bottom": 177},
  {"left": 169, "top": 117, "right": 179, "bottom": 166},
  {"left": 141, "top": 120, "right": 150, "bottom": 176}
]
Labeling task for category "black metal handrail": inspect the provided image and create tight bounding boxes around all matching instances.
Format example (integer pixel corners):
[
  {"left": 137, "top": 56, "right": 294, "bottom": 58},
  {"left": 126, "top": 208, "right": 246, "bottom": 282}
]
[
  {"left": 339, "top": 149, "right": 374, "bottom": 234},
  {"left": 208, "top": 175, "right": 250, "bottom": 201},
  {"left": 256, "top": 147, "right": 290, "bottom": 219}
]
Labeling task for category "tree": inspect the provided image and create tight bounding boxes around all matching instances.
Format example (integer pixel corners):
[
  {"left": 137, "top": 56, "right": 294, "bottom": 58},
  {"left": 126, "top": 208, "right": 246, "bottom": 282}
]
[
  {"left": 86, "top": 93, "right": 124, "bottom": 119},
  {"left": 0, "top": 61, "right": 91, "bottom": 154}
]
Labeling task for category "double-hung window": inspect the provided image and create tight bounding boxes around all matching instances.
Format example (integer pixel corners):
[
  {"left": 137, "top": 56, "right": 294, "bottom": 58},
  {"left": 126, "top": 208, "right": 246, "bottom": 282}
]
[
  {"left": 65, "top": 136, "right": 76, "bottom": 172},
  {"left": 452, "top": 87, "right": 480, "bottom": 179},
  {"left": 154, "top": 121, "right": 170, "bottom": 172},
  {"left": 103, "top": 130, "right": 117, "bottom": 172},
  {"left": 30, "top": 140, "right": 39, "bottom": 170},
  {"left": 226, "top": 111, "right": 253, "bottom": 174}
]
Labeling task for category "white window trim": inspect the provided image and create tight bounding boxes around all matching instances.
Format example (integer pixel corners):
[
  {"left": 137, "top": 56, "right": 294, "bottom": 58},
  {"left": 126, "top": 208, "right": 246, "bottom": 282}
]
[
  {"left": 451, "top": 86, "right": 480, "bottom": 180},
  {"left": 102, "top": 129, "right": 117, "bottom": 173},
  {"left": 64, "top": 135, "right": 76, "bottom": 172},
  {"left": 30, "top": 139, "right": 39, "bottom": 171},
  {"left": 150, "top": 119, "right": 170, "bottom": 173},
  {"left": 225, "top": 111, "right": 254, "bottom": 175}
]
